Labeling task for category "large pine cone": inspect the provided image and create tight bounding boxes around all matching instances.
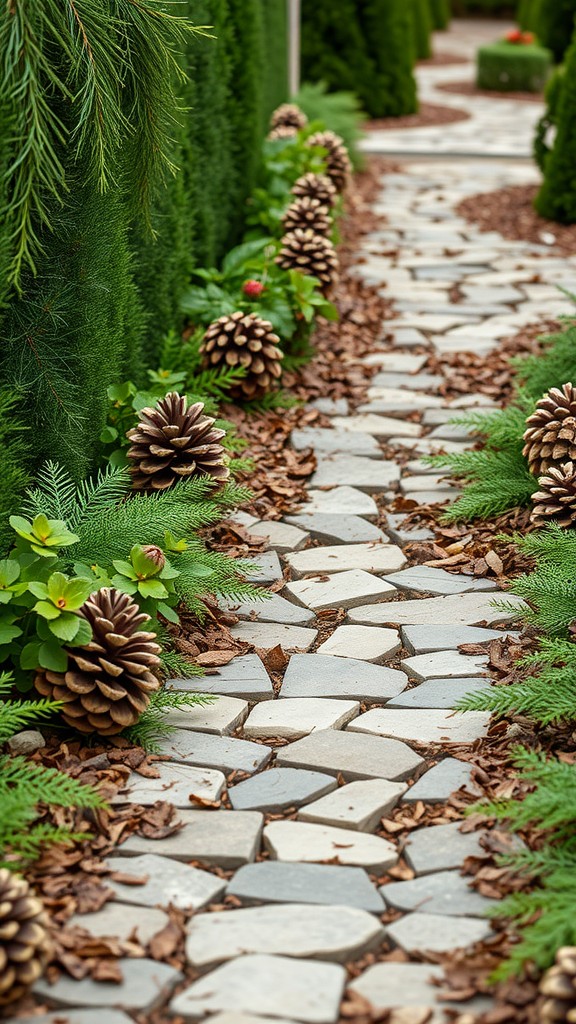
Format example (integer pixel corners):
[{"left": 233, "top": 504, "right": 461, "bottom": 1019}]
[
  {"left": 276, "top": 229, "right": 338, "bottom": 296},
  {"left": 282, "top": 197, "right": 332, "bottom": 236},
  {"left": 35, "top": 589, "right": 162, "bottom": 736},
  {"left": 200, "top": 312, "right": 284, "bottom": 401},
  {"left": 127, "top": 392, "right": 229, "bottom": 491},
  {"left": 539, "top": 947, "right": 576, "bottom": 1022},
  {"left": 306, "top": 130, "right": 351, "bottom": 193},
  {"left": 268, "top": 125, "right": 298, "bottom": 142},
  {"left": 523, "top": 384, "right": 576, "bottom": 478},
  {"left": 531, "top": 462, "right": 576, "bottom": 527},
  {"left": 0, "top": 870, "right": 51, "bottom": 1005},
  {"left": 270, "top": 103, "right": 308, "bottom": 132},
  {"left": 292, "top": 172, "right": 337, "bottom": 209}
]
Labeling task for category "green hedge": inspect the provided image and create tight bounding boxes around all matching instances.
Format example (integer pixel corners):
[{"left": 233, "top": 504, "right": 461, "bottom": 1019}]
[
  {"left": 536, "top": 35, "right": 576, "bottom": 222},
  {"left": 451, "top": 0, "right": 515, "bottom": 12},
  {"left": 411, "top": 0, "right": 433, "bottom": 59},
  {"left": 536, "top": 0, "right": 576, "bottom": 63},
  {"left": 430, "top": 0, "right": 451, "bottom": 29},
  {"left": 477, "top": 40, "right": 552, "bottom": 90}
]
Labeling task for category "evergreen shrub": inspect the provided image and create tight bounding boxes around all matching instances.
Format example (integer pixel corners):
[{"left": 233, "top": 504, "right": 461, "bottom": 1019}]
[
  {"left": 476, "top": 40, "right": 552, "bottom": 91},
  {"left": 535, "top": 36, "right": 576, "bottom": 222},
  {"left": 358, "top": 0, "right": 419, "bottom": 116},
  {"left": 429, "top": 0, "right": 451, "bottom": 29},
  {"left": 537, "top": 0, "right": 576, "bottom": 63},
  {"left": 410, "top": 0, "right": 433, "bottom": 60}
]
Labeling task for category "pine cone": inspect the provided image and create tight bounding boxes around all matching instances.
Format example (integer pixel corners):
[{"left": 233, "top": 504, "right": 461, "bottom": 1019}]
[
  {"left": 539, "top": 947, "right": 576, "bottom": 1023},
  {"left": 127, "top": 392, "right": 229, "bottom": 492},
  {"left": 276, "top": 229, "right": 338, "bottom": 296},
  {"left": 0, "top": 870, "right": 51, "bottom": 1005},
  {"left": 523, "top": 384, "right": 576, "bottom": 478},
  {"left": 282, "top": 197, "right": 332, "bottom": 236},
  {"left": 268, "top": 125, "right": 298, "bottom": 142},
  {"left": 35, "top": 589, "right": 162, "bottom": 736},
  {"left": 292, "top": 172, "right": 337, "bottom": 209},
  {"left": 306, "top": 130, "right": 351, "bottom": 193},
  {"left": 270, "top": 103, "right": 308, "bottom": 132},
  {"left": 531, "top": 462, "right": 576, "bottom": 528},
  {"left": 200, "top": 312, "right": 284, "bottom": 400}
]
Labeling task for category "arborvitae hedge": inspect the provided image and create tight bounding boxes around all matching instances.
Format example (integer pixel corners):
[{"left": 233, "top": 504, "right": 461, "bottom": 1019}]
[
  {"left": 359, "top": 0, "right": 419, "bottom": 116},
  {"left": 429, "top": 0, "right": 451, "bottom": 28},
  {"left": 410, "top": 0, "right": 433, "bottom": 59},
  {"left": 536, "top": 0, "right": 576, "bottom": 63},
  {"left": 262, "top": 0, "right": 289, "bottom": 117},
  {"left": 535, "top": 35, "right": 576, "bottom": 222}
]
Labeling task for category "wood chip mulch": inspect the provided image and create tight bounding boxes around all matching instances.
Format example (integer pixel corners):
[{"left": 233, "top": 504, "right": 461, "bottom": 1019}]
[
  {"left": 417, "top": 51, "right": 470, "bottom": 66},
  {"left": 437, "top": 78, "right": 544, "bottom": 103},
  {"left": 457, "top": 183, "right": 576, "bottom": 256},
  {"left": 365, "top": 102, "right": 469, "bottom": 132}
]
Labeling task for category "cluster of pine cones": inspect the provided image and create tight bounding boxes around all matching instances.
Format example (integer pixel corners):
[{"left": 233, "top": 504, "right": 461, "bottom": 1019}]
[
  {"left": 524, "top": 383, "right": 576, "bottom": 527},
  {"left": 197, "top": 104, "right": 350, "bottom": 401},
  {"left": 538, "top": 946, "right": 576, "bottom": 1022}
]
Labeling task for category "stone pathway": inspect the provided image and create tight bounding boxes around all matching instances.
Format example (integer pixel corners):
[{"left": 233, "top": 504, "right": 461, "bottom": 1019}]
[{"left": 23, "top": 22, "right": 576, "bottom": 1024}]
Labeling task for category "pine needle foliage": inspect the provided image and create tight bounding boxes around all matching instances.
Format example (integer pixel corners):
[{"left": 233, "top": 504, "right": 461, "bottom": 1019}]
[
  {"left": 0, "top": 390, "right": 31, "bottom": 556},
  {"left": 123, "top": 686, "right": 215, "bottom": 750},
  {"left": 501, "top": 524, "right": 576, "bottom": 635},
  {"left": 512, "top": 321, "right": 576, "bottom": 399},
  {"left": 428, "top": 399, "right": 537, "bottom": 521},
  {"left": 473, "top": 748, "right": 576, "bottom": 977}
]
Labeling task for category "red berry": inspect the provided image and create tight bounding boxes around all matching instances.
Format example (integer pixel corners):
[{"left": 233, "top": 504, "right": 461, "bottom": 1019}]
[
  {"left": 242, "top": 279, "right": 265, "bottom": 299},
  {"left": 505, "top": 28, "right": 523, "bottom": 43}
]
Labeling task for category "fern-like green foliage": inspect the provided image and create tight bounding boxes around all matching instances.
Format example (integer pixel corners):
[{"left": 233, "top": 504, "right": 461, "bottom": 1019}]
[
  {"left": 0, "top": 389, "right": 30, "bottom": 555},
  {"left": 512, "top": 321, "right": 576, "bottom": 400},
  {"left": 294, "top": 82, "right": 365, "bottom": 168},
  {"left": 473, "top": 748, "right": 576, "bottom": 977},
  {"left": 0, "top": 672, "right": 103, "bottom": 868},
  {"left": 428, "top": 398, "right": 537, "bottom": 522},
  {"left": 503, "top": 524, "right": 576, "bottom": 636},
  {"left": 123, "top": 687, "right": 215, "bottom": 751}
]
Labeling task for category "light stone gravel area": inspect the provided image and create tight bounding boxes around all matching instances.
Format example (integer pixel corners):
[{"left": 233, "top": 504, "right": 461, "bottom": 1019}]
[{"left": 34, "top": 21, "right": 576, "bottom": 1021}]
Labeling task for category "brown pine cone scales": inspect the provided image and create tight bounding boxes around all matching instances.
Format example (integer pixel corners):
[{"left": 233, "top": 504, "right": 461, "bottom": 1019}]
[
  {"left": 276, "top": 229, "right": 339, "bottom": 296},
  {"left": 539, "top": 947, "right": 576, "bottom": 1022},
  {"left": 306, "top": 130, "right": 351, "bottom": 192},
  {"left": 523, "top": 383, "right": 576, "bottom": 478},
  {"left": 270, "top": 103, "right": 308, "bottom": 131},
  {"left": 35, "top": 589, "right": 162, "bottom": 736},
  {"left": 292, "top": 172, "right": 337, "bottom": 208},
  {"left": 282, "top": 197, "right": 332, "bottom": 236},
  {"left": 267, "top": 125, "right": 298, "bottom": 141},
  {"left": 0, "top": 870, "right": 51, "bottom": 1005},
  {"left": 127, "top": 392, "right": 229, "bottom": 491},
  {"left": 200, "top": 312, "right": 284, "bottom": 400},
  {"left": 531, "top": 462, "right": 576, "bottom": 527}
]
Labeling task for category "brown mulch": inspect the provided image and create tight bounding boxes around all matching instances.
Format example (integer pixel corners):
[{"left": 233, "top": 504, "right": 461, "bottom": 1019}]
[
  {"left": 417, "top": 51, "right": 470, "bottom": 66},
  {"left": 365, "top": 102, "right": 469, "bottom": 131},
  {"left": 437, "top": 78, "right": 544, "bottom": 103},
  {"left": 457, "top": 183, "right": 576, "bottom": 256}
]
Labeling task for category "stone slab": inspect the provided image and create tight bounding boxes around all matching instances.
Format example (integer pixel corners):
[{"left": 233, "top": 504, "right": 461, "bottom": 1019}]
[
  {"left": 400, "top": 475, "right": 456, "bottom": 494},
  {"left": 384, "top": 514, "right": 435, "bottom": 546},
  {"left": 284, "top": 513, "right": 388, "bottom": 545},
  {"left": 291, "top": 427, "right": 381, "bottom": 458},
  {"left": 331, "top": 414, "right": 422, "bottom": 439},
  {"left": 230, "top": 621, "right": 318, "bottom": 652},
  {"left": 104, "top": 853, "right": 226, "bottom": 911},
  {"left": 298, "top": 779, "right": 407, "bottom": 831},
  {"left": 310, "top": 454, "right": 400, "bottom": 493},
  {"left": 207, "top": 1014, "right": 299, "bottom": 1024},
  {"left": 386, "top": 912, "right": 492, "bottom": 954},
  {"left": 113, "top": 763, "right": 226, "bottom": 807},
  {"left": 381, "top": 566, "right": 498, "bottom": 596},
  {"left": 12, "top": 1014, "right": 133, "bottom": 1024},
  {"left": 163, "top": 695, "right": 248, "bottom": 735},
  {"left": 286, "top": 544, "right": 406, "bottom": 578},
  {"left": 350, "top": 962, "right": 443, "bottom": 1009},
  {"left": 348, "top": 592, "right": 527, "bottom": 627},
  {"left": 285, "top": 570, "right": 397, "bottom": 612},
  {"left": 280, "top": 654, "right": 408, "bottom": 704},
  {"left": 370, "top": 372, "right": 443, "bottom": 391},
  {"left": 247, "top": 550, "right": 283, "bottom": 584},
  {"left": 225, "top": 592, "right": 315, "bottom": 626},
  {"left": 277, "top": 729, "right": 424, "bottom": 782},
  {"left": 68, "top": 903, "right": 168, "bottom": 945},
  {"left": 229, "top": 767, "right": 337, "bottom": 812},
  {"left": 155, "top": 730, "right": 271, "bottom": 774},
  {"left": 387, "top": 677, "right": 491, "bottom": 709},
  {"left": 364, "top": 387, "right": 444, "bottom": 409},
  {"left": 118, "top": 810, "right": 263, "bottom": 867},
  {"left": 382, "top": 869, "right": 497, "bottom": 917},
  {"left": 243, "top": 697, "right": 359, "bottom": 740},
  {"left": 184, "top": 903, "right": 385, "bottom": 967},
  {"left": 227, "top": 861, "right": 384, "bottom": 914},
  {"left": 170, "top": 954, "right": 346, "bottom": 1023},
  {"left": 405, "top": 822, "right": 488, "bottom": 875},
  {"left": 400, "top": 624, "right": 515, "bottom": 654},
  {"left": 403, "top": 758, "right": 475, "bottom": 804},
  {"left": 298, "top": 487, "right": 378, "bottom": 520},
  {"left": 264, "top": 820, "right": 398, "bottom": 871},
  {"left": 348, "top": 708, "right": 490, "bottom": 745},
  {"left": 34, "top": 959, "right": 181, "bottom": 1010},
  {"left": 248, "top": 520, "right": 309, "bottom": 553},
  {"left": 316, "top": 625, "right": 401, "bottom": 663},
  {"left": 362, "top": 353, "right": 427, "bottom": 372},
  {"left": 401, "top": 651, "right": 489, "bottom": 681},
  {"left": 171, "top": 654, "right": 273, "bottom": 701},
  {"left": 401, "top": 488, "right": 460, "bottom": 505}
]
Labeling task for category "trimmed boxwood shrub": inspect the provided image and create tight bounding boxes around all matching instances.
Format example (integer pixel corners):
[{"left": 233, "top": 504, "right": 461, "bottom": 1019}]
[
  {"left": 535, "top": 36, "right": 576, "bottom": 222},
  {"left": 476, "top": 40, "right": 552, "bottom": 91}
]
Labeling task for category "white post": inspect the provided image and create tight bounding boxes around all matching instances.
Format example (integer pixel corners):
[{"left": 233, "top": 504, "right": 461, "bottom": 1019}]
[{"left": 288, "top": 0, "right": 301, "bottom": 97}]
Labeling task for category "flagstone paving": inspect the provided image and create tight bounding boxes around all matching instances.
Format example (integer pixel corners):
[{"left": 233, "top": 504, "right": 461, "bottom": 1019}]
[{"left": 31, "top": 18, "right": 576, "bottom": 1024}]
